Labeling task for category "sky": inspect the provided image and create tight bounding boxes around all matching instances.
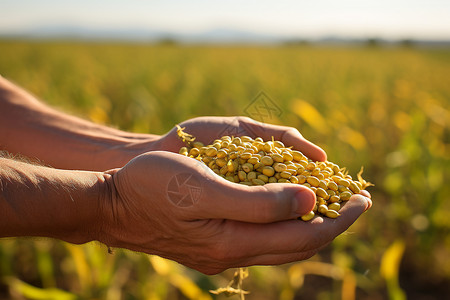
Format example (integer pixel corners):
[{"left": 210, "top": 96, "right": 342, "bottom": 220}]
[{"left": 1, "top": 0, "right": 450, "bottom": 40}]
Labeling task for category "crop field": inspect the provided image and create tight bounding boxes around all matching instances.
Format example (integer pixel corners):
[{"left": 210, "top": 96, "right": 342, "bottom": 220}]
[{"left": 0, "top": 40, "right": 449, "bottom": 299}]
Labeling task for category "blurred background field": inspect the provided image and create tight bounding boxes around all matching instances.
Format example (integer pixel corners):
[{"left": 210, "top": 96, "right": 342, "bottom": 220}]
[{"left": 0, "top": 40, "right": 449, "bottom": 299}]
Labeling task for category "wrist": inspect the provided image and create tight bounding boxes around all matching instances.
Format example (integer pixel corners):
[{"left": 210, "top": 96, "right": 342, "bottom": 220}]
[
  {"left": 0, "top": 158, "right": 105, "bottom": 244},
  {"left": 93, "top": 169, "right": 124, "bottom": 249}
]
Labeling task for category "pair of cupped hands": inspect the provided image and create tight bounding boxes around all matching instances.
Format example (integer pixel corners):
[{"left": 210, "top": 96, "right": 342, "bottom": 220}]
[{"left": 100, "top": 116, "right": 372, "bottom": 275}]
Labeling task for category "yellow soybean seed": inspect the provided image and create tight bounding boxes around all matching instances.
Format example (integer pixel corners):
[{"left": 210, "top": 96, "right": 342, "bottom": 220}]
[
  {"left": 325, "top": 210, "right": 340, "bottom": 218},
  {"left": 328, "top": 202, "right": 340, "bottom": 211},
  {"left": 298, "top": 160, "right": 308, "bottom": 168},
  {"left": 280, "top": 171, "right": 292, "bottom": 179},
  {"left": 331, "top": 175, "right": 341, "bottom": 183},
  {"left": 232, "top": 137, "right": 241, "bottom": 145},
  {"left": 303, "top": 183, "right": 311, "bottom": 188},
  {"left": 247, "top": 172, "right": 257, "bottom": 180},
  {"left": 240, "top": 181, "right": 252, "bottom": 186},
  {"left": 252, "top": 153, "right": 262, "bottom": 159},
  {"left": 317, "top": 173, "right": 325, "bottom": 180},
  {"left": 319, "top": 180, "right": 328, "bottom": 190},
  {"left": 253, "top": 162, "right": 264, "bottom": 171},
  {"left": 255, "top": 137, "right": 264, "bottom": 142},
  {"left": 242, "top": 163, "right": 254, "bottom": 173},
  {"left": 241, "top": 136, "right": 253, "bottom": 143},
  {"left": 258, "top": 174, "right": 269, "bottom": 183},
  {"left": 297, "top": 175, "right": 307, "bottom": 184},
  {"left": 228, "top": 144, "right": 237, "bottom": 151},
  {"left": 202, "top": 156, "right": 213, "bottom": 164},
  {"left": 248, "top": 156, "right": 260, "bottom": 165},
  {"left": 318, "top": 204, "right": 328, "bottom": 214},
  {"left": 208, "top": 160, "right": 216, "bottom": 169},
  {"left": 225, "top": 176, "right": 235, "bottom": 182},
  {"left": 301, "top": 211, "right": 315, "bottom": 221},
  {"left": 278, "top": 178, "right": 290, "bottom": 183},
  {"left": 337, "top": 178, "right": 350, "bottom": 187},
  {"left": 253, "top": 141, "right": 264, "bottom": 151},
  {"left": 274, "top": 163, "right": 287, "bottom": 173},
  {"left": 261, "top": 156, "right": 274, "bottom": 166},
  {"left": 189, "top": 148, "right": 200, "bottom": 156},
  {"left": 238, "top": 171, "right": 247, "bottom": 181},
  {"left": 216, "top": 158, "right": 227, "bottom": 168},
  {"left": 262, "top": 166, "right": 275, "bottom": 177},
  {"left": 317, "top": 197, "right": 326, "bottom": 206},
  {"left": 292, "top": 150, "right": 304, "bottom": 162},
  {"left": 268, "top": 176, "right": 277, "bottom": 183},
  {"left": 327, "top": 181, "right": 338, "bottom": 191},
  {"left": 227, "top": 160, "right": 238, "bottom": 172},
  {"left": 229, "top": 151, "right": 238, "bottom": 160},
  {"left": 316, "top": 188, "right": 328, "bottom": 199},
  {"left": 329, "top": 195, "right": 340, "bottom": 203},
  {"left": 274, "top": 140, "right": 285, "bottom": 148},
  {"left": 192, "top": 141, "right": 204, "bottom": 148},
  {"left": 340, "top": 191, "right": 353, "bottom": 201},
  {"left": 287, "top": 164, "right": 298, "bottom": 172},
  {"left": 306, "top": 176, "right": 320, "bottom": 187},
  {"left": 306, "top": 162, "right": 316, "bottom": 171},
  {"left": 338, "top": 185, "right": 351, "bottom": 193},
  {"left": 220, "top": 165, "right": 228, "bottom": 175},
  {"left": 311, "top": 168, "right": 321, "bottom": 176},
  {"left": 240, "top": 152, "right": 252, "bottom": 160},
  {"left": 236, "top": 146, "right": 246, "bottom": 153},
  {"left": 205, "top": 147, "right": 217, "bottom": 157},
  {"left": 179, "top": 147, "right": 188, "bottom": 155},
  {"left": 263, "top": 142, "right": 273, "bottom": 152},
  {"left": 326, "top": 189, "right": 336, "bottom": 197},
  {"left": 349, "top": 181, "right": 361, "bottom": 194},
  {"left": 290, "top": 176, "right": 299, "bottom": 184},
  {"left": 282, "top": 152, "right": 293, "bottom": 162},
  {"left": 242, "top": 142, "right": 252, "bottom": 149},
  {"left": 272, "top": 154, "right": 284, "bottom": 163},
  {"left": 252, "top": 178, "right": 265, "bottom": 185}
]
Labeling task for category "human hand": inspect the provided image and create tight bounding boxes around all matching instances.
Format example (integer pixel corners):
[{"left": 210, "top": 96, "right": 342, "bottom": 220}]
[
  {"left": 97, "top": 151, "right": 371, "bottom": 275},
  {"left": 154, "top": 116, "right": 327, "bottom": 162}
]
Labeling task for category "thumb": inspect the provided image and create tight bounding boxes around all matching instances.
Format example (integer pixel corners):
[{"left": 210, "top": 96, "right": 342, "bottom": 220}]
[{"left": 191, "top": 179, "right": 316, "bottom": 223}]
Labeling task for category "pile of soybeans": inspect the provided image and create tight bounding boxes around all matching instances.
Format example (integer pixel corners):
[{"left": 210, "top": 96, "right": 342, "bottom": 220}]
[{"left": 177, "top": 126, "right": 372, "bottom": 221}]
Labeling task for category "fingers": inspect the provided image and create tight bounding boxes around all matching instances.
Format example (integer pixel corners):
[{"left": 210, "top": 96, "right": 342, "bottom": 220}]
[
  {"left": 213, "top": 194, "right": 371, "bottom": 258},
  {"left": 237, "top": 118, "right": 327, "bottom": 161},
  {"left": 193, "top": 180, "right": 317, "bottom": 223}
]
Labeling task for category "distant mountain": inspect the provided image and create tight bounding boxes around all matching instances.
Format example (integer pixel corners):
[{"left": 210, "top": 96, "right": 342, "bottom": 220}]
[
  {"left": 0, "top": 24, "right": 284, "bottom": 43},
  {"left": 1, "top": 24, "right": 449, "bottom": 46}
]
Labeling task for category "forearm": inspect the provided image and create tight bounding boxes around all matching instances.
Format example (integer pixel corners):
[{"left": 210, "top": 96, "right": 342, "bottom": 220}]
[
  {"left": 0, "top": 76, "right": 160, "bottom": 171},
  {"left": 0, "top": 157, "right": 107, "bottom": 244}
]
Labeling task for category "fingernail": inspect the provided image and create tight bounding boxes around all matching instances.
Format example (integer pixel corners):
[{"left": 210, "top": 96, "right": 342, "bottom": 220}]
[
  {"left": 365, "top": 197, "right": 373, "bottom": 211},
  {"left": 293, "top": 189, "right": 316, "bottom": 215}
]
